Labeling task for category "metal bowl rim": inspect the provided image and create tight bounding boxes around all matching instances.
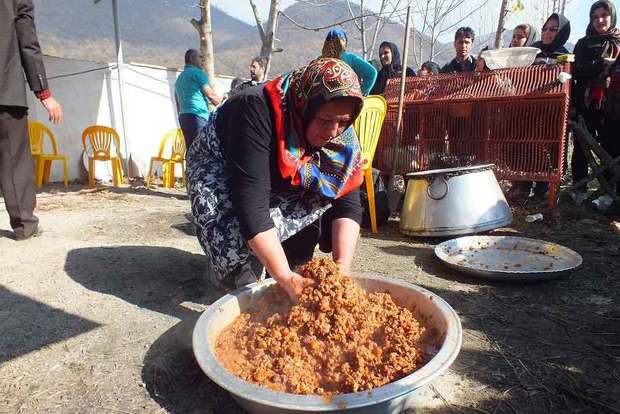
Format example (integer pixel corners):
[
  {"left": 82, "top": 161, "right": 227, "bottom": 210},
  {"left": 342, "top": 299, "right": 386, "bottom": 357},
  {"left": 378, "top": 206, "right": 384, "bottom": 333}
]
[
  {"left": 192, "top": 275, "right": 462, "bottom": 411},
  {"left": 399, "top": 216, "right": 513, "bottom": 238},
  {"left": 434, "top": 235, "right": 583, "bottom": 275},
  {"left": 405, "top": 164, "right": 495, "bottom": 177}
]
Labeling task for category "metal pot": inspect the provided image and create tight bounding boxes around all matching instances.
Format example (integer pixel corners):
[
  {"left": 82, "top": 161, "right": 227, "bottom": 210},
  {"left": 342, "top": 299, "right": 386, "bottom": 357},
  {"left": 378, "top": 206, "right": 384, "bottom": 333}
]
[
  {"left": 193, "top": 276, "right": 462, "bottom": 414},
  {"left": 399, "top": 164, "right": 512, "bottom": 237}
]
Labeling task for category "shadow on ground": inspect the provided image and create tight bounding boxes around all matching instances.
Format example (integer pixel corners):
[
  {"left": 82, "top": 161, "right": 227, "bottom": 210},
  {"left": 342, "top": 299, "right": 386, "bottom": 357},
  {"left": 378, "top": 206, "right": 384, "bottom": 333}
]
[
  {"left": 36, "top": 182, "right": 188, "bottom": 201},
  {"left": 64, "top": 246, "right": 220, "bottom": 319},
  {"left": 63, "top": 245, "right": 240, "bottom": 412},
  {"left": 0, "top": 287, "right": 101, "bottom": 363},
  {"left": 141, "top": 317, "right": 246, "bottom": 414}
]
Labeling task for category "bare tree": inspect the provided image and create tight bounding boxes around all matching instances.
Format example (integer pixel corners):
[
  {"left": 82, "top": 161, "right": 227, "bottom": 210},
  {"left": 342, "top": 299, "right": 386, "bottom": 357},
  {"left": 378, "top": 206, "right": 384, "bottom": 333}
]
[
  {"left": 249, "top": 0, "right": 282, "bottom": 78},
  {"left": 277, "top": 0, "right": 488, "bottom": 67},
  {"left": 495, "top": 0, "right": 510, "bottom": 49},
  {"left": 495, "top": 0, "right": 527, "bottom": 48},
  {"left": 410, "top": 0, "right": 490, "bottom": 62},
  {"left": 345, "top": 0, "right": 404, "bottom": 60},
  {"left": 191, "top": 0, "right": 215, "bottom": 86}
]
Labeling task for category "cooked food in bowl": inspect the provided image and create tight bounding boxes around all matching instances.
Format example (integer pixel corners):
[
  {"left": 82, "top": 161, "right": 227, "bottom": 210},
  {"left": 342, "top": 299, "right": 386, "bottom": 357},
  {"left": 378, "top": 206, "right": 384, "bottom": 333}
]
[{"left": 214, "top": 258, "right": 428, "bottom": 396}]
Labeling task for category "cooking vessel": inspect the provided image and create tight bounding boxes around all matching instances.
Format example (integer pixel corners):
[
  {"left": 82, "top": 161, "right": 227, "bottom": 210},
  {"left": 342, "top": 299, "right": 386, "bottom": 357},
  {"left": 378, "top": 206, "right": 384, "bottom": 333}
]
[
  {"left": 399, "top": 164, "right": 512, "bottom": 237},
  {"left": 193, "top": 275, "right": 462, "bottom": 413}
]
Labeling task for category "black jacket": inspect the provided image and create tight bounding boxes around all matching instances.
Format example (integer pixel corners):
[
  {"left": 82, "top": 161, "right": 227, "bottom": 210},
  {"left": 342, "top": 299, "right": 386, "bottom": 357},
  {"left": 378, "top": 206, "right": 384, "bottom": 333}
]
[
  {"left": 0, "top": 0, "right": 48, "bottom": 108},
  {"left": 531, "top": 13, "right": 571, "bottom": 65},
  {"left": 573, "top": 36, "right": 620, "bottom": 114},
  {"left": 215, "top": 85, "right": 363, "bottom": 240},
  {"left": 370, "top": 42, "right": 415, "bottom": 95},
  {"left": 441, "top": 56, "right": 477, "bottom": 73}
]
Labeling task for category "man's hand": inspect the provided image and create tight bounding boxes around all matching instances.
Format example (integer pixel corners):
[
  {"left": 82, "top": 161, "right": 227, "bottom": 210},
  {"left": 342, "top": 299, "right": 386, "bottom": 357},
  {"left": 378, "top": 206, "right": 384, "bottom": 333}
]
[
  {"left": 202, "top": 84, "right": 223, "bottom": 107},
  {"left": 41, "top": 96, "right": 63, "bottom": 124}
]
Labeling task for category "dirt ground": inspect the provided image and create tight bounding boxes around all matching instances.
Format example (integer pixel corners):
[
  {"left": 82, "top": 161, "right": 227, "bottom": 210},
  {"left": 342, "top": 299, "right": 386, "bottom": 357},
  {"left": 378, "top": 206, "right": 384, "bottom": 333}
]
[{"left": 0, "top": 183, "right": 618, "bottom": 414}]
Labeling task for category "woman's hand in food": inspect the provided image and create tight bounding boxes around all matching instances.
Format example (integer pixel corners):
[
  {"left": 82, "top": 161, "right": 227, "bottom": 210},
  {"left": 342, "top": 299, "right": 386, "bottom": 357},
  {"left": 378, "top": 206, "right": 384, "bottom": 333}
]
[
  {"left": 277, "top": 271, "right": 315, "bottom": 302},
  {"left": 247, "top": 229, "right": 314, "bottom": 300},
  {"left": 335, "top": 259, "right": 352, "bottom": 276}
]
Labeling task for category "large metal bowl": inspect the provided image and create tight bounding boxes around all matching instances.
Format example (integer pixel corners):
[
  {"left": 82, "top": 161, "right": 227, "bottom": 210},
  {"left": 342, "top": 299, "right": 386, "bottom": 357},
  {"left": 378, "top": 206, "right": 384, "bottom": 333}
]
[
  {"left": 193, "top": 275, "right": 462, "bottom": 414},
  {"left": 435, "top": 235, "right": 583, "bottom": 281}
]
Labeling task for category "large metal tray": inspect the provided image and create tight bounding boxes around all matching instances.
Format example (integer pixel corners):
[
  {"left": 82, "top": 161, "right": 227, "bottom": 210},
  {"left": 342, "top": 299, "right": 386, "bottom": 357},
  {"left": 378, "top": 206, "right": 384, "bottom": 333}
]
[{"left": 434, "top": 236, "right": 583, "bottom": 281}]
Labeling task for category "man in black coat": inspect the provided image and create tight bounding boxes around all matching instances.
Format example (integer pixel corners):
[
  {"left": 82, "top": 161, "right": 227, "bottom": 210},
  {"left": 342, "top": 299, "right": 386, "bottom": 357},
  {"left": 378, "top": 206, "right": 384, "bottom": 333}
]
[
  {"left": 1, "top": 0, "right": 62, "bottom": 240},
  {"left": 441, "top": 27, "right": 477, "bottom": 73}
]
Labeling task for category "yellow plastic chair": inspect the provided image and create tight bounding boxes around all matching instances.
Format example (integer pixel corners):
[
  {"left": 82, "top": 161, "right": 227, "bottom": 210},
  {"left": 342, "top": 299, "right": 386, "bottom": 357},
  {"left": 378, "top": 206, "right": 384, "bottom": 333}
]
[
  {"left": 81, "top": 125, "right": 124, "bottom": 187},
  {"left": 146, "top": 128, "right": 186, "bottom": 188},
  {"left": 353, "top": 95, "right": 387, "bottom": 234},
  {"left": 28, "top": 121, "right": 69, "bottom": 188}
]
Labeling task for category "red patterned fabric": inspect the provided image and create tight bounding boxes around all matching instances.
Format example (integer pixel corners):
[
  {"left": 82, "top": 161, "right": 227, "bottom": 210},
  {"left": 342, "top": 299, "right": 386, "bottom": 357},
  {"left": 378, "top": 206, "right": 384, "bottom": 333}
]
[{"left": 263, "top": 58, "right": 365, "bottom": 199}]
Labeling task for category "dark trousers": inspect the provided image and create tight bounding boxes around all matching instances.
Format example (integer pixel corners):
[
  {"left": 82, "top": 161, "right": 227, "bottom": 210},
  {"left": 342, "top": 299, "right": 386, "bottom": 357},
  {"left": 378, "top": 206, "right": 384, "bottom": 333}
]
[
  {"left": 571, "top": 117, "right": 595, "bottom": 191},
  {"left": 281, "top": 208, "right": 336, "bottom": 270},
  {"left": 178, "top": 113, "right": 208, "bottom": 149},
  {"left": 572, "top": 112, "right": 620, "bottom": 193},
  {"left": 0, "top": 106, "right": 38, "bottom": 236},
  {"left": 600, "top": 119, "right": 620, "bottom": 195}
]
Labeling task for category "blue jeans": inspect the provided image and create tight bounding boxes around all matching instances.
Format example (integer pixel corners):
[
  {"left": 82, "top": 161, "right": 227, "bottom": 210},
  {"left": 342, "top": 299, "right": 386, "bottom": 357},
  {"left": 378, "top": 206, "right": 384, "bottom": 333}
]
[{"left": 178, "top": 113, "right": 208, "bottom": 149}]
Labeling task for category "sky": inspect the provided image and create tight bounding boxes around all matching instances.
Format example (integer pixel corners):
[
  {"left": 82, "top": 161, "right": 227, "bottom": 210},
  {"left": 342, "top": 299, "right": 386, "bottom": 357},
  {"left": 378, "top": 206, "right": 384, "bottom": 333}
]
[{"left": 211, "top": 0, "right": 591, "bottom": 44}]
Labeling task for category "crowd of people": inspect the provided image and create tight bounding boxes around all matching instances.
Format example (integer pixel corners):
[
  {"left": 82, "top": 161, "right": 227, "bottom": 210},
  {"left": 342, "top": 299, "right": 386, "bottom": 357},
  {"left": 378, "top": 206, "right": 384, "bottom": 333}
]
[
  {"left": 3, "top": 0, "right": 617, "bottom": 299},
  {"left": 173, "top": 0, "right": 620, "bottom": 297}
]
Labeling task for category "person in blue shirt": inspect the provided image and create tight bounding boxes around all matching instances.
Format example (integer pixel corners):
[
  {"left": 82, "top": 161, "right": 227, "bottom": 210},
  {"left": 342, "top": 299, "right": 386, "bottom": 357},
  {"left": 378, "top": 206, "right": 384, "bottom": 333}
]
[
  {"left": 321, "top": 28, "right": 378, "bottom": 95},
  {"left": 175, "top": 49, "right": 222, "bottom": 147}
]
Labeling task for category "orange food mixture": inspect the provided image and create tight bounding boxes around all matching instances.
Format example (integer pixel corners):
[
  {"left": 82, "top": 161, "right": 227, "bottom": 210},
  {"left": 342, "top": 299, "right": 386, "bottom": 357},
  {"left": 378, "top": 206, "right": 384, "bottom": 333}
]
[{"left": 214, "top": 258, "right": 427, "bottom": 395}]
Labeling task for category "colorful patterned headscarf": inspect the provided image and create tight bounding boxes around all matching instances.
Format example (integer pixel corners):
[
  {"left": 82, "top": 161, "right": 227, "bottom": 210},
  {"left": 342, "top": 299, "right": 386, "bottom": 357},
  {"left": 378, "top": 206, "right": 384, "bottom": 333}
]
[
  {"left": 263, "top": 58, "right": 365, "bottom": 200},
  {"left": 321, "top": 28, "right": 348, "bottom": 59}
]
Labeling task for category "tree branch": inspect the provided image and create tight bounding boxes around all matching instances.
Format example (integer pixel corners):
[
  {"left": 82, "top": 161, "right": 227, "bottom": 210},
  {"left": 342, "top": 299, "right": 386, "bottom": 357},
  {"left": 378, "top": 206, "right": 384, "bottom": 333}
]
[
  {"left": 279, "top": 6, "right": 407, "bottom": 32},
  {"left": 345, "top": 0, "right": 362, "bottom": 31},
  {"left": 436, "top": 0, "right": 489, "bottom": 36},
  {"left": 248, "top": 0, "right": 267, "bottom": 40}
]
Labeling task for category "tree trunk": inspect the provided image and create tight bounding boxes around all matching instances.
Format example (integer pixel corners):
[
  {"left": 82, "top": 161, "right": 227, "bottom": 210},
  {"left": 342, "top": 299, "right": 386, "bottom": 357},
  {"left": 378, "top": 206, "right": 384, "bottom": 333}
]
[
  {"left": 263, "top": 0, "right": 281, "bottom": 78},
  {"left": 360, "top": 0, "right": 367, "bottom": 59},
  {"left": 249, "top": 0, "right": 281, "bottom": 79},
  {"left": 430, "top": 26, "right": 436, "bottom": 61},
  {"left": 191, "top": 0, "right": 215, "bottom": 86},
  {"left": 368, "top": 2, "right": 387, "bottom": 61},
  {"left": 494, "top": 0, "right": 509, "bottom": 49}
]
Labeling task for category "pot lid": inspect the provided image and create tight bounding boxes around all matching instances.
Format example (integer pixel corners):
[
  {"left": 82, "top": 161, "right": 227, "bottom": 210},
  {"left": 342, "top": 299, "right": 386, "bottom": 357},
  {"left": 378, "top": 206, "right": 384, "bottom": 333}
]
[{"left": 405, "top": 164, "right": 495, "bottom": 177}]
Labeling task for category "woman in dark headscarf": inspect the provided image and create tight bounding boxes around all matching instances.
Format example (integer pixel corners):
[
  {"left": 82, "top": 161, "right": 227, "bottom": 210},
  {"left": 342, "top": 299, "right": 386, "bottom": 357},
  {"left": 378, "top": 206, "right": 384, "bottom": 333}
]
[
  {"left": 531, "top": 13, "right": 571, "bottom": 64},
  {"left": 572, "top": 0, "right": 620, "bottom": 204},
  {"left": 370, "top": 41, "right": 415, "bottom": 95},
  {"left": 187, "top": 58, "right": 365, "bottom": 300},
  {"left": 510, "top": 23, "right": 538, "bottom": 47}
]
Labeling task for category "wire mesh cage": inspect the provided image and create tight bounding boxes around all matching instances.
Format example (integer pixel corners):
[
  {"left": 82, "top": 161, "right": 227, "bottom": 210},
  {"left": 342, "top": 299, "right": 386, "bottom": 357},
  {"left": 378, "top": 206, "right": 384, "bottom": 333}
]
[{"left": 376, "top": 64, "right": 571, "bottom": 207}]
